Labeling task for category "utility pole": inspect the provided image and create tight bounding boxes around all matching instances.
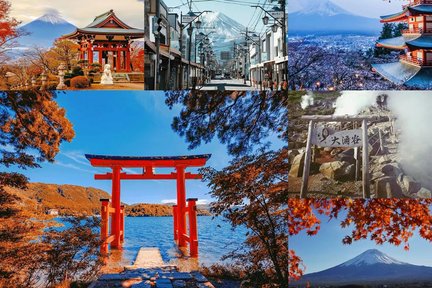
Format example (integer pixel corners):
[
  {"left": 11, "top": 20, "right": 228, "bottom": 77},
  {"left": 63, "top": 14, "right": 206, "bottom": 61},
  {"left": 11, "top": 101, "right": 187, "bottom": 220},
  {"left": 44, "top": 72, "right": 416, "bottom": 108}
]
[
  {"left": 281, "top": 0, "right": 287, "bottom": 85},
  {"left": 179, "top": 12, "right": 184, "bottom": 90},
  {"left": 244, "top": 27, "right": 248, "bottom": 84},
  {"left": 155, "top": 0, "right": 160, "bottom": 90}
]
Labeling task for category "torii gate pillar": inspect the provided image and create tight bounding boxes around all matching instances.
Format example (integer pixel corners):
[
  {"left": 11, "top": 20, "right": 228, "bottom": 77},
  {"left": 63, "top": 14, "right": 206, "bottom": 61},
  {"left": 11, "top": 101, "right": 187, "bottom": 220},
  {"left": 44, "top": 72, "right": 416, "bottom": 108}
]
[
  {"left": 176, "top": 166, "right": 187, "bottom": 247},
  {"left": 86, "top": 154, "right": 211, "bottom": 258}
]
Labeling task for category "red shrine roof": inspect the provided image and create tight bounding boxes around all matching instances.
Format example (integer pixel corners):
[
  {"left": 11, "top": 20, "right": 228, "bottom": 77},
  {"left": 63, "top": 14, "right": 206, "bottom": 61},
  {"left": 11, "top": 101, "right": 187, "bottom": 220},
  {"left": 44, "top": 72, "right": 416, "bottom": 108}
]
[
  {"left": 85, "top": 154, "right": 212, "bottom": 167},
  {"left": 62, "top": 10, "right": 144, "bottom": 39},
  {"left": 380, "top": 5, "right": 432, "bottom": 22}
]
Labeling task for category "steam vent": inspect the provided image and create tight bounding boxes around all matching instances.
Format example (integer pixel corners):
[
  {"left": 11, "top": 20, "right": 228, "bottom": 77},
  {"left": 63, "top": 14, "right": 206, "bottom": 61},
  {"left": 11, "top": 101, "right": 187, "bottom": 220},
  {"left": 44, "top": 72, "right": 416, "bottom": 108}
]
[{"left": 372, "top": 0, "right": 432, "bottom": 88}]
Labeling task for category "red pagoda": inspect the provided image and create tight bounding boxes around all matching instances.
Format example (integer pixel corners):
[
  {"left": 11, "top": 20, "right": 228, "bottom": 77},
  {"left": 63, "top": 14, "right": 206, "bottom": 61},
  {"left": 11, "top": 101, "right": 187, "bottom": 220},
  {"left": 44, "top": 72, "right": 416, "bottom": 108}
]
[
  {"left": 62, "top": 10, "right": 144, "bottom": 72},
  {"left": 373, "top": 0, "right": 432, "bottom": 88}
]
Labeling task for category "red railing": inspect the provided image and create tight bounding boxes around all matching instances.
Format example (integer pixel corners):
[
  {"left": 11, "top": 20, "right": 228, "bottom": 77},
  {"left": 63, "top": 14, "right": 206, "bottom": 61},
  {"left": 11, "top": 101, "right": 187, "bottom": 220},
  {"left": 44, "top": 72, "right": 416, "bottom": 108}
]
[
  {"left": 404, "top": 0, "right": 432, "bottom": 8},
  {"left": 402, "top": 27, "right": 432, "bottom": 34},
  {"left": 400, "top": 55, "right": 432, "bottom": 66}
]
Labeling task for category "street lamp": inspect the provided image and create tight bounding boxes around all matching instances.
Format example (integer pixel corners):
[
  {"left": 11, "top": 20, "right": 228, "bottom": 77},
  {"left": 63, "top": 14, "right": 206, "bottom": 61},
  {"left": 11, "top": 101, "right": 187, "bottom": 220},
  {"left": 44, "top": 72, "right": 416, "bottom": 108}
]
[
  {"left": 262, "top": 15, "right": 269, "bottom": 25},
  {"left": 272, "top": 24, "right": 279, "bottom": 33},
  {"left": 195, "top": 18, "right": 202, "bottom": 29}
]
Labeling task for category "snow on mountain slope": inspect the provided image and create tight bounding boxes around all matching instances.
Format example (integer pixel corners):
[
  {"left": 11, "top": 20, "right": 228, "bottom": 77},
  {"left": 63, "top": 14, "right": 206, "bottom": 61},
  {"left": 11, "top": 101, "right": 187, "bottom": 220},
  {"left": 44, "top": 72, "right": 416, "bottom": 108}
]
[
  {"left": 17, "top": 9, "right": 76, "bottom": 49},
  {"left": 340, "top": 249, "right": 407, "bottom": 266},
  {"left": 198, "top": 12, "right": 245, "bottom": 59},
  {"left": 289, "top": 0, "right": 351, "bottom": 16},
  {"left": 291, "top": 249, "right": 432, "bottom": 286}
]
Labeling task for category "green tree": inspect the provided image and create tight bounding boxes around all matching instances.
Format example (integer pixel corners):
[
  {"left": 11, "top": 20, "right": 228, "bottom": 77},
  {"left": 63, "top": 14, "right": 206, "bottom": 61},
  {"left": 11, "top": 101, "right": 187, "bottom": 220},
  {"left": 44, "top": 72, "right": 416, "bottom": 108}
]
[
  {"left": 374, "top": 23, "right": 395, "bottom": 57},
  {"left": 165, "top": 91, "right": 288, "bottom": 287},
  {"left": 393, "top": 22, "right": 408, "bottom": 37}
]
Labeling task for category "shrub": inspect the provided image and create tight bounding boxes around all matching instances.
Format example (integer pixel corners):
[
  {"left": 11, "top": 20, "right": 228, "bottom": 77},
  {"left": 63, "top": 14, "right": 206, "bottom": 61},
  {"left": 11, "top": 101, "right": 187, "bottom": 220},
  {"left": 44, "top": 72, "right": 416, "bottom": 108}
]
[
  {"left": 70, "top": 76, "right": 90, "bottom": 89},
  {"left": 71, "top": 66, "right": 84, "bottom": 77}
]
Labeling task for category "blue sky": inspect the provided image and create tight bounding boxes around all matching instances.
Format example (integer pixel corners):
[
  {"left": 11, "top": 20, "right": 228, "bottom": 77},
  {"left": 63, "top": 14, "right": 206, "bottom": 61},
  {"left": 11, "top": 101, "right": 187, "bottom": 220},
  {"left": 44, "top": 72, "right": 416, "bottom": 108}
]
[
  {"left": 162, "top": 0, "right": 286, "bottom": 31},
  {"left": 11, "top": 91, "right": 283, "bottom": 205},
  {"left": 290, "top": 211, "right": 432, "bottom": 274}
]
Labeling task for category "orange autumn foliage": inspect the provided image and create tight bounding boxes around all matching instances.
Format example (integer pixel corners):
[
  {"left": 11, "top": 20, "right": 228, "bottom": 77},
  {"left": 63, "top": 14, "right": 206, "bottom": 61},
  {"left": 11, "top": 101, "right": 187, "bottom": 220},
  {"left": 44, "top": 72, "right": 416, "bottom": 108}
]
[
  {"left": 288, "top": 199, "right": 432, "bottom": 282},
  {"left": 0, "top": 0, "right": 18, "bottom": 43},
  {"left": 131, "top": 48, "right": 144, "bottom": 72}
]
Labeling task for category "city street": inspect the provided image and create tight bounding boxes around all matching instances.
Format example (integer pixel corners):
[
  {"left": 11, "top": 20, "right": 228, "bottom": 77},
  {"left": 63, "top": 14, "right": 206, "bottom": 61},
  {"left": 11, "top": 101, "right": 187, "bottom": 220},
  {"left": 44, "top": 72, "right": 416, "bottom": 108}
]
[{"left": 199, "top": 79, "right": 257, "bottom": 91}]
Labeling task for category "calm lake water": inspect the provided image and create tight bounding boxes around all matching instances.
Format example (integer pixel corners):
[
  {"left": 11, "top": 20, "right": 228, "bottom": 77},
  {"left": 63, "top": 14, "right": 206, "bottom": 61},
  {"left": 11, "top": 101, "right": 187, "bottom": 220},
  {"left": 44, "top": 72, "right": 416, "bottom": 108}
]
[{"left": 56, "top": 216, "right": 247, "bottom": 270}]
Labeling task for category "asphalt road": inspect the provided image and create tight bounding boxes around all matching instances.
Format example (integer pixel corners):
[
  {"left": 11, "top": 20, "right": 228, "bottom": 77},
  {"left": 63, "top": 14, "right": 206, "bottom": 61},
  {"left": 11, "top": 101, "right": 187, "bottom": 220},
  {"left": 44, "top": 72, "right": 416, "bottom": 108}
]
[{"left": 199, "top": 79, "right": 257, "bottom": 91}]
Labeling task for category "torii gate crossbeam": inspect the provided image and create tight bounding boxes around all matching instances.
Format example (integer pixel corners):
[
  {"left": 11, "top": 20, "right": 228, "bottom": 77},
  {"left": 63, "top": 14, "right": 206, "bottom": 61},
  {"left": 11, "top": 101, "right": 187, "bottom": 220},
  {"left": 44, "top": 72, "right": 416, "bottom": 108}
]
[{"left": 85, "top": 154, "right": 211, "bottom": 258}]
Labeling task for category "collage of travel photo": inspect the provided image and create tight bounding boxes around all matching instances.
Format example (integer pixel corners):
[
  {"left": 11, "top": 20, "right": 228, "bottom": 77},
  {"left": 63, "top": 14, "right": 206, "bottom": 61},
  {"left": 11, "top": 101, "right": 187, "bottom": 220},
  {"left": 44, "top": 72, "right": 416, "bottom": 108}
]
[
  {"left": 288, "top": 0, "right": 432, "bottom": 288},
  {"left": 0, "top": 0, "right": 288, "bottom": 288}
]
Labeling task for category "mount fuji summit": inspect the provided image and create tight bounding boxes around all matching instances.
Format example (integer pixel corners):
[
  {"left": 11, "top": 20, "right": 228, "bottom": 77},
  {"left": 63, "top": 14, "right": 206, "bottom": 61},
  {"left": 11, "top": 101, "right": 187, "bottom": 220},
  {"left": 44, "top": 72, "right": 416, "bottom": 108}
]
[
  {"left": 17, "top": 10, "right": 76, "bottom": 49},
  {"left": 288, "top": 0, "right": 381, "bottom": 35},
  {"left": 197, "top": 12, "right": 245, "bottom": 60},
  {"left": 290, "top": 249, "right": 432, "bottom": 286}
]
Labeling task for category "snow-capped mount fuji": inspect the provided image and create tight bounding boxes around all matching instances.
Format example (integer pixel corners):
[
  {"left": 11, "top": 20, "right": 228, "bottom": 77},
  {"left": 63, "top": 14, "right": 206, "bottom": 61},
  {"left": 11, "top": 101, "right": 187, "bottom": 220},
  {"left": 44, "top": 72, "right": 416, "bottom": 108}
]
[
  {"left": 289, "top": 0, "right": 352, "bottom": 16},
  {"left": 340, "top": 249, "right": 406, "bottom": 266},
  {"left": 288, "top": 0, "right": 381, "bottom": 35},
  {"left": 17, "top": 11, "right": 76, "bottom": 49},
  {"left": 34, "top": 13, "right": 72, "bottom": 25},
  {"left": 290, "top": 249, "right": 432, "bottom": 286},
  {"left": 196, "top": 12, "right": 245, "bottom": 61}
]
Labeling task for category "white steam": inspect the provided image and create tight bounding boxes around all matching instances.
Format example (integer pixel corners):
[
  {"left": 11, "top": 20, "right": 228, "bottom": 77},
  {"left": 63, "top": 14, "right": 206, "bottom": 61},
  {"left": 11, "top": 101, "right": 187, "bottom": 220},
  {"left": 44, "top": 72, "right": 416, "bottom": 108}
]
[
  {"left": 386, "top": 91, "right": 432, "bottom": 190},
  {"left": 301, "top": 91, "right": 315, "bottom": 109},
  {"left": 333, "top": 91, "right": 379, "bottom": 116},
  {"left": 332, "top": 91, "right": 432, "bottom": 190}
]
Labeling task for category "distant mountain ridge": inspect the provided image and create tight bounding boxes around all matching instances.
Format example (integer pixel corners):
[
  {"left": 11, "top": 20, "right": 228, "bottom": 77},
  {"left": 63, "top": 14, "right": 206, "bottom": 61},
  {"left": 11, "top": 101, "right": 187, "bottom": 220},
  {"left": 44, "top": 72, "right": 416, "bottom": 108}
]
[
  {"left": 5, "top": 182, "right": 211, "bottom": 217},
  {"left": 288, "top": 0, "right": 381, "bottom": 35},
  {"left": 291, "top": 249, "right": 432, "bottom": 286}
]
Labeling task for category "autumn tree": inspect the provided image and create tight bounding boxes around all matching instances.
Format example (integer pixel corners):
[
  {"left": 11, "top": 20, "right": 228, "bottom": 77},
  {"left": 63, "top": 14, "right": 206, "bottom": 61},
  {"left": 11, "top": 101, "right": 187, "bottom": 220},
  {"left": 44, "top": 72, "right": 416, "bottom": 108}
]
[
  {"left": 0, "top": 90, "right": 74, "bottom": 287},
  {"left": 288, "top": 199, "right": 432, "bottom": 282},
  {"left": 165, "top": 91, "right": 288, "bottom": 287},
  {"left": 0, "top": 0, "right": 22, "bottom": 64},
  {"left": 130, "top": 41, "right": 144, "bottom": 72},
  {"left": 42, "top": 216, "right": 103, "bottom": 287}
]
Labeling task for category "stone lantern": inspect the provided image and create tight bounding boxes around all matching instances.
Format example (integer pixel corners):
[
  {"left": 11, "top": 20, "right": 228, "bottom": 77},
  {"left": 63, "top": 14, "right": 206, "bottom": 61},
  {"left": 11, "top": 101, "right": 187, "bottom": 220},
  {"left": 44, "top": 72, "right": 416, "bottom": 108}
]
[
  {"left": 56, "top": 63, "right": 67, "bottom": 90},
  {"left": 40, "top": 72, "right": 47, "bottom": 91}
]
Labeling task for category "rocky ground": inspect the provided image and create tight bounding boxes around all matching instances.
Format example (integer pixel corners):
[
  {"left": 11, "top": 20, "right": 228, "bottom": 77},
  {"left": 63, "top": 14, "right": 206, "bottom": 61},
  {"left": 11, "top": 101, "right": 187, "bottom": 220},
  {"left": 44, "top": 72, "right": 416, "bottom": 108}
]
[
  {"left": 288, "top": 91, "right": 432, "bottom": 198},
  {"left": 90, "top": 266, "right": 241, "bottom": 288}
]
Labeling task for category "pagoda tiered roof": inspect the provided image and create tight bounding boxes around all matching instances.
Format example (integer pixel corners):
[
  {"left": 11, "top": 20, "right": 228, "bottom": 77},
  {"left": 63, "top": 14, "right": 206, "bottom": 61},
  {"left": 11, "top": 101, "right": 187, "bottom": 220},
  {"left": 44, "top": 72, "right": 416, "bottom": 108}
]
[
  {"left": 372, "top": 62, "right": 432, "bottom": 88},
  {"left": 380, "top": 5, "right": 432, "bottom": 22},
  {"left": 62, "top": 10, "right": 144, "bottom": 39},
  {"left": 377, "top": 35, "right": 432, "bottom": 49}
]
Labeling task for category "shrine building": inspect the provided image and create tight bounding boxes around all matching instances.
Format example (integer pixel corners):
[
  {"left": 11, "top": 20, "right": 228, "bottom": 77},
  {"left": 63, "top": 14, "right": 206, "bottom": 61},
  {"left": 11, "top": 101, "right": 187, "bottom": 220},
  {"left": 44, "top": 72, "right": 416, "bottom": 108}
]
[
  {"left": 62, "top": 10, "right": 144, "bottom": 72},
  {"left": 373, "top": 0, "right": 432, "bottom": 88}
]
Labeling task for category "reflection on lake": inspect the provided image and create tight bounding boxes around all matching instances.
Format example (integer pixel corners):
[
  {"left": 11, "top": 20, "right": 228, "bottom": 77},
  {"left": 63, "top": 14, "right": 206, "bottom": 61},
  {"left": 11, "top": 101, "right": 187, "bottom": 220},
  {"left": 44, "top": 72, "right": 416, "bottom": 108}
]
[{"left": 104, "top": 216, "right": 246, "bottom": 271}]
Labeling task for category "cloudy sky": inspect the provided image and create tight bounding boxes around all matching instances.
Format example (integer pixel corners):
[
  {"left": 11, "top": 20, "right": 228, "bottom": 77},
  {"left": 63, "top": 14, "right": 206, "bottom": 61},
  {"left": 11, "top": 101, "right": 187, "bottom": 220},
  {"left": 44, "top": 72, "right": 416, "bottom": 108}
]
[{"left": 9, "top": 0, "right": 144, "bottom": 28}]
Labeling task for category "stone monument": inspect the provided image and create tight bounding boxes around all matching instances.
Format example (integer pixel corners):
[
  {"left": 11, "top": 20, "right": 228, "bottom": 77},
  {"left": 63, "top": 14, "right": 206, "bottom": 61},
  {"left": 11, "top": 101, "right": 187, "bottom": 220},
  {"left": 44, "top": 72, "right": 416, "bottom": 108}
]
[{"left": 101, "top": 64, "right": 114, "bottom": 85}]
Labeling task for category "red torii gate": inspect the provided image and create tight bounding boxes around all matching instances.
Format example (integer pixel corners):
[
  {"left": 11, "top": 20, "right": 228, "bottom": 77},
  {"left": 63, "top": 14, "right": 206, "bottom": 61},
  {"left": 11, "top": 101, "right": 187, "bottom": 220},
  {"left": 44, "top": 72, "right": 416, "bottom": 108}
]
[{"left": 85, "top": 154, "right": 211, "bottom": 258}]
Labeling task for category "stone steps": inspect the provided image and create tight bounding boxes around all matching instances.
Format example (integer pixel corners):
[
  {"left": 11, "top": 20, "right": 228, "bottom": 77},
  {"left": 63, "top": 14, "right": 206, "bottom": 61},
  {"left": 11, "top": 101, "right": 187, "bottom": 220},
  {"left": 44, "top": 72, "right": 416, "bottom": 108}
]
[{"left": 89, "top": 247, "right": 215, "bottom": 288}]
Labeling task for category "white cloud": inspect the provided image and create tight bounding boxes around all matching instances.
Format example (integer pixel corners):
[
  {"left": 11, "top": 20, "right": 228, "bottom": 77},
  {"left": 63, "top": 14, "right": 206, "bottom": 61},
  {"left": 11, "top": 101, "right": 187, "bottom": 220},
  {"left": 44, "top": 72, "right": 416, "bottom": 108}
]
[
  {"left": 161, "top": 199, "right": 177, "bottom": 204},
  {"left": 54, "top": 160, "right": 97, "bottom": 174},
  {"left": 160, "top": 199, "right": 211, "bottom": 205}
]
